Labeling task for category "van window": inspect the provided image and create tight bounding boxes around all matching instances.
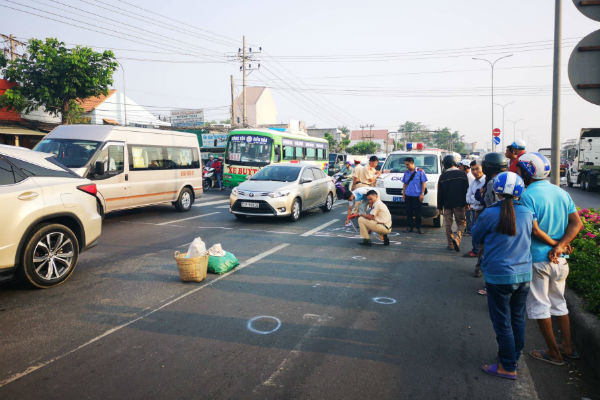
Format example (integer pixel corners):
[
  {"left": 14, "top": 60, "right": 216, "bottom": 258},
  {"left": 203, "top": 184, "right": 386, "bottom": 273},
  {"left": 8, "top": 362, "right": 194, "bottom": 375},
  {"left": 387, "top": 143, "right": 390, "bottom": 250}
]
[
  {"left": 167, "top": 147, "right": 195, "bottom": 169},
  {"left": 383, "top": 154, "right": 439, "bottom": 174},
  {"left": 92, "top": 144, "right": 124, "bottom": 179},
  {"left": 129, "top": 145, "right": 165, "bottom": 170}
]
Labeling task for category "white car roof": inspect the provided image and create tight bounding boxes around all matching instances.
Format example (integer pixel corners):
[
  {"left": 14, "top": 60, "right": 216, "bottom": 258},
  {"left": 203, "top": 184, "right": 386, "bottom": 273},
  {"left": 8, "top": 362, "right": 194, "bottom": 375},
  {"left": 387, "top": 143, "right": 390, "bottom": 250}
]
[{"left": 0, "top": 144, "right": 67, "bottom": 172}]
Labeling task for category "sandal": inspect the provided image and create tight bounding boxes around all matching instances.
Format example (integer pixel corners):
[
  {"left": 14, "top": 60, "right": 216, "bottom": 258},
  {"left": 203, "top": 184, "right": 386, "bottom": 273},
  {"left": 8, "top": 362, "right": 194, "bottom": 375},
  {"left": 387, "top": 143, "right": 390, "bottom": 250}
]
[
  {"left": 477, "top": 288, "right": 487, "bottom": 296},
  {"left": 560, "top": 349, "right": 581, "bottom": 360},
  {"left": 480, "top": 363, "right": 517, "bottom": 380},
  {"left": 528, "top": 350, "right": 565, "bottom": 366}
]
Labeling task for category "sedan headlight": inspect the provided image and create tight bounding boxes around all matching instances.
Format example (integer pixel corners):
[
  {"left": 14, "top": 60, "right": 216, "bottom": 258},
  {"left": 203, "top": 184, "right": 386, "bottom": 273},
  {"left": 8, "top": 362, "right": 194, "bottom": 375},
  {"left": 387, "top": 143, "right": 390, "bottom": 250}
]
[
  {"left": 376, "top": 179, "right": 384, "bottom": 188},
  {"left": 231, "top": 187, "right": 239, "bottom": 196},
  {"left": 268, "top": 190, "right": 291, "bottom": 198}
]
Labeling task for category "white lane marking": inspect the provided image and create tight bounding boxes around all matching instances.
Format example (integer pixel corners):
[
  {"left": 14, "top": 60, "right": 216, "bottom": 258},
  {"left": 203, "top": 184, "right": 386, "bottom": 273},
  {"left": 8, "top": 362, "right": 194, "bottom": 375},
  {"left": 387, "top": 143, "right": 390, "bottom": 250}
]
[
  {"left": 372, "top": 297, "right": 397, "bottom": 305},
  {"left": 193, "top": 199, "right": 229, "bottom": 207},
  {"left": 120, "top": 221, "right": 185, "bottom": 228},
  {"left": 156, "top": 212, "right": 220, "bottom": 226},
  {"left": 352, "top": 256, "right": 366, "bottom": 260},
  {"left": 300, "top": 219, "right": 339, "bottom": 237},
  {"left": 0, "top": 242, "right": 290, "bottom": 389},
  {"left": 216, "top": 205, "right": 230, "bottom": 209},
  {"left": 246, "top": 316, "right": 282, "bottom": 335}
]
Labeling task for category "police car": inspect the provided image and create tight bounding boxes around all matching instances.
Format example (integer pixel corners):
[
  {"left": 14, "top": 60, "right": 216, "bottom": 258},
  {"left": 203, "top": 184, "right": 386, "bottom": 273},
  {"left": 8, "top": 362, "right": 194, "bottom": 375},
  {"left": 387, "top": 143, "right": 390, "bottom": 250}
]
[{"left": 375, "top": 143, "right": 446, "bottom": 227}]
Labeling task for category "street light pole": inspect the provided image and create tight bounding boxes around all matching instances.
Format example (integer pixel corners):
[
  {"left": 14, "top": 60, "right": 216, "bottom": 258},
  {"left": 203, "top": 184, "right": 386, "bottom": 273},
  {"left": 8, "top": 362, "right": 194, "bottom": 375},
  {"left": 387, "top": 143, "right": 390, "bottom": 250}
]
[
  {"left": 116, "top": 60, "right": 127, "bottom": 126},
  {"left": 550, "top": 0, "right": 562, "bottom": 186},
  {"left": 508, "top": 119, "right": 524, "bottom": 143},
  {"left": 494, "top": 101, "right": 514, "bottom": 150},
  {"left": 473, "top": 54, "right": 513, "bottom": 152}
]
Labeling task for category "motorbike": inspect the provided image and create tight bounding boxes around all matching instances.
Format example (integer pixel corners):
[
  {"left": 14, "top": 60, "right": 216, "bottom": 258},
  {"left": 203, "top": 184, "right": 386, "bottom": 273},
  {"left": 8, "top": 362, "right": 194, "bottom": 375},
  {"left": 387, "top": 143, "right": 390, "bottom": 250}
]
[
  {"left": 333, "top": 172, "right": 352, "bottom": 200},
  {"left": 203, "top": 167, "right": 217, "bottom": 190}
]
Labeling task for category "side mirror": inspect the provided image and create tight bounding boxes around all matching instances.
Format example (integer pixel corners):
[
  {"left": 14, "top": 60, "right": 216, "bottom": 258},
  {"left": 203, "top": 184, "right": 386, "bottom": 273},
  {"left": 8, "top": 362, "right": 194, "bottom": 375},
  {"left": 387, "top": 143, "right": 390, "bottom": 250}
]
[
  {"left": 301, "top": 178, "right": 313, "bottom": 184},
  {"left": 94, "top": 161, "right": 105, "bottom": 176}
]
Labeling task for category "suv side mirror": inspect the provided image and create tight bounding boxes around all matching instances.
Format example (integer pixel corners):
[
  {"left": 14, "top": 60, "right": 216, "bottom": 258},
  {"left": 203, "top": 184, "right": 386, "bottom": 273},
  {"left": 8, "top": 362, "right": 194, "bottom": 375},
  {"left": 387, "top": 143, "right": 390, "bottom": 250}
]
[{"left": 94, "top": 161, "right": 105, "bottom": 176}]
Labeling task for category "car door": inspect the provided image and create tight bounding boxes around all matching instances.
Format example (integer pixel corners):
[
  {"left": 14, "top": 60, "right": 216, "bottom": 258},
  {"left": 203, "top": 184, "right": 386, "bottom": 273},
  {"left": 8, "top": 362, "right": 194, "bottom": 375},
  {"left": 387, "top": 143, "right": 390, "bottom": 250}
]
[
  {"left": 299, "top": 167, "right": 317, "bottom": 208},
  {"left": 310, "top": 168, "right": 328, "bottom": 205},
  {"left": 88, "top": 142, "right": 129, "bottom": 212}
]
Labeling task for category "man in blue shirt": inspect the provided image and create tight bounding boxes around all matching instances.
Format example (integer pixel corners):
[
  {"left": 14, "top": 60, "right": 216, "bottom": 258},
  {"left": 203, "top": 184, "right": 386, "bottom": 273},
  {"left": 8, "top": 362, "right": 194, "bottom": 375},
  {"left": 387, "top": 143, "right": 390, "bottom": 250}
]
[
  {"left": 402, "top": 157, "right": 427, "bottom": 234},
  {"left": 517, "top": 152, "right": 583, "bottom": 366}
]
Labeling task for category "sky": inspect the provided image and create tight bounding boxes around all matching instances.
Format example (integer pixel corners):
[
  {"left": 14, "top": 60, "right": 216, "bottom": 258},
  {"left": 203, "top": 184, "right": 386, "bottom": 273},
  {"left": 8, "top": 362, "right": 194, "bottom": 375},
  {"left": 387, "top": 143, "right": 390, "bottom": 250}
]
[{"left": 2, "top": 0, "right": 600, "bottom": 152}]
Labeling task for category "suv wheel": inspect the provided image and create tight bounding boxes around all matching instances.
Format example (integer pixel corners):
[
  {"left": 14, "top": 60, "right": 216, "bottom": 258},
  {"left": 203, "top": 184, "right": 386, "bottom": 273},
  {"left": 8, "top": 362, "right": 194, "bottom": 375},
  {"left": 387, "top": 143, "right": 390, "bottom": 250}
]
[
  {"left": 175, "top": 187, "right": 194, "bottom": 212},
  {"left": 289, "top": 199, "right": 301, "bottom": 222},
  {"left": 21, "top": 224, "right": 79, "bottom": 288},
  {"left": 321, "top": 193, "right": 333, "bottom": 212}
]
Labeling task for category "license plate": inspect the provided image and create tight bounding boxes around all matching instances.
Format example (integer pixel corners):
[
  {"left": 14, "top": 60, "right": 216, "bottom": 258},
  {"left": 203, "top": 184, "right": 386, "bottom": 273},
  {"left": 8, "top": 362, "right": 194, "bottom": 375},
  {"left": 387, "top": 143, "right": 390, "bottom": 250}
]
[
  {"left": 241, "top": 201, "right": 259, "bottom": 208},
  {"left": 393, "top": 196, "right": 403, "bottom": 202}
]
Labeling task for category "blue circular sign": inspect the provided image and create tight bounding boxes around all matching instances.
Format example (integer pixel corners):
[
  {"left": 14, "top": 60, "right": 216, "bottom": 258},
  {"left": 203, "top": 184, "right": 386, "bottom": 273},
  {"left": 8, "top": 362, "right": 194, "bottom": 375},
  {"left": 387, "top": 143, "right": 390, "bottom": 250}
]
[{"left": 493, "top": 136, "right": 501, "bottom": 145}]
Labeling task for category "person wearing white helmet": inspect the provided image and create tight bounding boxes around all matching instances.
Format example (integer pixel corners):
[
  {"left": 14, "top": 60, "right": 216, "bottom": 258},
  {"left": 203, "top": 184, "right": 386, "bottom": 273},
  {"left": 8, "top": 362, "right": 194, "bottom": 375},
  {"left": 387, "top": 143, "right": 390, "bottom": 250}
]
[
  {"left": 517, "top": 152, "right": 584, "bottom": 366},
  {"left": 505, "top": 139, "right": 527, "bottom": 173},
  {"left": 472, "top": 171, "right": 556, "bottom": 380}
]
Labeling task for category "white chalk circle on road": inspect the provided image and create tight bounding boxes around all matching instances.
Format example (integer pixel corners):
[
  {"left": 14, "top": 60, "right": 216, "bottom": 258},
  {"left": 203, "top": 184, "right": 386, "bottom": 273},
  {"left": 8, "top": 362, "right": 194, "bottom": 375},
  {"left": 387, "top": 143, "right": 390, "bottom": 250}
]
[
  {"left": 372, "top": 297, "right": 397, "bottom": 305},
  {"left": 352, "top": 256, "right": 367, "bottom": 260},
  {"left": 246, "top": 316, "right": 282, "bottom": 335}
]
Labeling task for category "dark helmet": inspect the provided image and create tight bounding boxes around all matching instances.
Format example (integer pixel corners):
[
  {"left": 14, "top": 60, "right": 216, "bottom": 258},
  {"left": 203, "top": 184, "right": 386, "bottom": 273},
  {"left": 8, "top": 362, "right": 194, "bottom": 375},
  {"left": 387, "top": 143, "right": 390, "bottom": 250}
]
[
  {"left": 442, "top": 154, "right": 459, "bottom": 169},
  {"left": 482, "top": 152, "right": 508, "bottom": 177}
]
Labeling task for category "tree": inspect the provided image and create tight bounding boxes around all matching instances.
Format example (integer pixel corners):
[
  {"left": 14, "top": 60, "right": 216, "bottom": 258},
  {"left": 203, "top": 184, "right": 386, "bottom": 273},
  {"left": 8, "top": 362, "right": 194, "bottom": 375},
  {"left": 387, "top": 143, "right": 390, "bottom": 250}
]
[
  {"left": 0, "top": 38, "right": 118, "bottom": 124},
  {"left": 324, "top": 132, "right": 338, "bottom": 152},
  {"left": 347, "top": 141, "right": 377, "bottom": 155}
]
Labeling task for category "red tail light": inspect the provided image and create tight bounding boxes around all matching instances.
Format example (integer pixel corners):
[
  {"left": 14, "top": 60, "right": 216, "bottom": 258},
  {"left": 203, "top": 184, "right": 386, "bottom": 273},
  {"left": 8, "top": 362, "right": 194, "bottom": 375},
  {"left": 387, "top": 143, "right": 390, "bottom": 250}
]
[{"left": 77, "top": 183, "right": 97, "bottom": 197}]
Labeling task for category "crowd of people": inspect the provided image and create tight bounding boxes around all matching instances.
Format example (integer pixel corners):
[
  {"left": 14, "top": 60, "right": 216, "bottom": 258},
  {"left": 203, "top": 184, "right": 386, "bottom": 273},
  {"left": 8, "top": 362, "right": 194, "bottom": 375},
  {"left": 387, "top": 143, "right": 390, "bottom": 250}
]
[{"left": 343, "top": 143, "right": 584, "bottom": 381}]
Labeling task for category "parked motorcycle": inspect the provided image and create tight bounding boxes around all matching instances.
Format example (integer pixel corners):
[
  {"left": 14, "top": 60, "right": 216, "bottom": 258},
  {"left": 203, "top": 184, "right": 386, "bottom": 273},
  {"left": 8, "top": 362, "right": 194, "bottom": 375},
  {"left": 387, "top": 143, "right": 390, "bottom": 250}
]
[{"left": 333, "top": 172, "right": 352, "bottom": 200}]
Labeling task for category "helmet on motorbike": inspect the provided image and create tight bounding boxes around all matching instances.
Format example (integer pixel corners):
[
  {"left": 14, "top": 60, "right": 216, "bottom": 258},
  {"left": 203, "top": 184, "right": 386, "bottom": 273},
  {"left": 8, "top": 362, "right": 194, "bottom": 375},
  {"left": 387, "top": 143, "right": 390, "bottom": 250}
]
[
  {"left": 517, "top": 152, "right": 551, "bottom": 180},
  {"left": 493, "top": 172, "right": 525, "bottom": 197},
  {"left": 460, "top": 159, "right": 472, "bottom": 168},
  {"left": 507, "top": 139, "right": 526, "bottom": 151},
  {"left": 442, "top": 154, "right": 459, "bottom": 169},
  {"left": 481, "top": 152, "right": 508, "bottom": 177}
]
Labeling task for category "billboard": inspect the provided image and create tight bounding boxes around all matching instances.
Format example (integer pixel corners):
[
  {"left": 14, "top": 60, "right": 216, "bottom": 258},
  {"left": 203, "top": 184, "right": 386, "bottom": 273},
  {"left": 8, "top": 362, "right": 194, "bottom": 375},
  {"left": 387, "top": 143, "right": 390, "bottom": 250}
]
[
  {"left": 171, "top": 109, "right": 204, "bottom": 128},
  {"left": 201, "top": 133, "right": 228, "bottom": 148}
]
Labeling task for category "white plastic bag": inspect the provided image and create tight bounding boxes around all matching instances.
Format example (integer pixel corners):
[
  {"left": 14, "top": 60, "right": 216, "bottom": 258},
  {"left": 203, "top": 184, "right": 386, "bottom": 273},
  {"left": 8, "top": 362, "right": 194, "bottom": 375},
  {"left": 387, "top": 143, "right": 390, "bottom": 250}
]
[
  {"left": 208, "top": 243, "right": 226, "bottom": 257},
  {"left": 185, "top": 237, "right": 207, "bottom": 258}
]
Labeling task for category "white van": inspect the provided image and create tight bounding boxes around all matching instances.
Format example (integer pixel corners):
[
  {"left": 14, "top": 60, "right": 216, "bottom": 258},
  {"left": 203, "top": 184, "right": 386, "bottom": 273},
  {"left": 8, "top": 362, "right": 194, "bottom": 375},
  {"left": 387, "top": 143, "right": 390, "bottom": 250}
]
[
  {"left": 35, "top": 125, "right": 203, "bottom": 214},
  {"left": 376, "top": 149, "right": 445, "bottom": 227}
]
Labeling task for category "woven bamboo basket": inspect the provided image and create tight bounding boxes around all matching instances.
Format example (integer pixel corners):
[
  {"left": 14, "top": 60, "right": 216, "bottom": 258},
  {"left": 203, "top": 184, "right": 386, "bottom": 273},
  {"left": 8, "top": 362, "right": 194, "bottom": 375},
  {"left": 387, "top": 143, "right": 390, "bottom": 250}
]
[{"left": 174, "top": 251, "right": 209, "bottom": 282}]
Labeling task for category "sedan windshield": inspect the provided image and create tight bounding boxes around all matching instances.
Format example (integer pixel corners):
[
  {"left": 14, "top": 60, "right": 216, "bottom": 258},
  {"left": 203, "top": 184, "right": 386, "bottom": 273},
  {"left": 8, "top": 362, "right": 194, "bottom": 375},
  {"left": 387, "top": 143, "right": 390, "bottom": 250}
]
[
  {"left": 384, "top": 154, "right": 438, "bottom": 174},
  {"left": 251, "top": 166, "right": 301, "bottom": 182},
  {"left": 34, "top": 139, "right": 101, "bottom": 168}
]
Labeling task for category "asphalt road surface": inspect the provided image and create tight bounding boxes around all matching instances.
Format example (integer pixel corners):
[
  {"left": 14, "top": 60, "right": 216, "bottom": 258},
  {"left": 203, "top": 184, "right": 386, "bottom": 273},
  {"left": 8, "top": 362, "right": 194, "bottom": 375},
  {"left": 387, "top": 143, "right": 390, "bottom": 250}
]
[
  {"left": 1, "top": 190, "right": 599, "bottom": 400},
  {"left": 564, "top": 185, "right": 600, "bottom": 210}
]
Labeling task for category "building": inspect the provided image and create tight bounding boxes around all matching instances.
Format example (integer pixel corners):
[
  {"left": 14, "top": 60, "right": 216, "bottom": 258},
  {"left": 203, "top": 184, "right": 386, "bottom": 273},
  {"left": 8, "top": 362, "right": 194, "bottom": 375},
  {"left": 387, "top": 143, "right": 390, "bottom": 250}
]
[
  {"left": 349, "top": 129, "right": 393, "bottom": 152},
  {"left": 77, "top": 89, "right": 170, "bottom": 128},
  {"left": 233, "top": 87, "right": 277, "bottom": 127},
  {"left": 306, "top": 127, "right": 345, "bottom": 142}
]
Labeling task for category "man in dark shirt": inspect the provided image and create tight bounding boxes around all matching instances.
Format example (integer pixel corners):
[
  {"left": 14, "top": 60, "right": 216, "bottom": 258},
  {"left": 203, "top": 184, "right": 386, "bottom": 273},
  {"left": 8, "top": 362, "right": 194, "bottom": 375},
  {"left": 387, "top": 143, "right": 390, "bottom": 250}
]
[{"left": 438, "top": 155, "right": 469, "bottom": 251}]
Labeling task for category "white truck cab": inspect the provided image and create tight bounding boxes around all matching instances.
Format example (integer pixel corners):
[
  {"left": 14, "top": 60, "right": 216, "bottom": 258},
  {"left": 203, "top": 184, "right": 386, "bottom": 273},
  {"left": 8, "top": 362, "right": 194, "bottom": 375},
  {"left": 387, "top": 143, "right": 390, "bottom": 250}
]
[{"left": 376, "top": 147, "right": 445, "bottom": 227}]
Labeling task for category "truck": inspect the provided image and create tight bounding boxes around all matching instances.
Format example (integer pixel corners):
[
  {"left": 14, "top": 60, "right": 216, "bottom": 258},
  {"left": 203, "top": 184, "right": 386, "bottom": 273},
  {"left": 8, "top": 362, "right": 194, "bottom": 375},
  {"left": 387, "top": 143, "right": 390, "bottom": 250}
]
[{"left": 566, "top": 128, "right": 600, "bottom": 191}]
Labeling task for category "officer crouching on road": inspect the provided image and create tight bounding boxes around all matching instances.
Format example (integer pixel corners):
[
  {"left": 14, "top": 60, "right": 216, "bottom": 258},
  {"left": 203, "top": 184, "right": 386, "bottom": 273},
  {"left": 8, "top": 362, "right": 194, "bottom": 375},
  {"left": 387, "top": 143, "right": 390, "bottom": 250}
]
[{"left": 358, "top": 190, "right": 392, "bottom": 246}]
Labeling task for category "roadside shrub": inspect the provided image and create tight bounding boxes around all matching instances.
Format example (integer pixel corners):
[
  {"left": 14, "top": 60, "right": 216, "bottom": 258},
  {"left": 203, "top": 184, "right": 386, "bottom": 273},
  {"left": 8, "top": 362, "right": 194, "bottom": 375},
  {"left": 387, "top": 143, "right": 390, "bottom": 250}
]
[{"left": 568, "top": 208, "right": 600, "bottom": 318}]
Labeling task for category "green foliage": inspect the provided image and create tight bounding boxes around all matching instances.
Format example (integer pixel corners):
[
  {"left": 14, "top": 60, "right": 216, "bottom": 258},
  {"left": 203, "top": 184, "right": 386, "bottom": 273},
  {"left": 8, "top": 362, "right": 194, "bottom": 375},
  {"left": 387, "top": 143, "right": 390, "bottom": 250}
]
[
  {"left": 340, "top": 137, "right": 351, "bottom": 151},
  {"left": 399, "top": 121, "right": 468, "bottom": 153},
  {"left": 347, "top": 141, "right": 377, "bottom": 155},
  {"left": 0, "top": 38, "right": 118, "bottom": 123},
  {"left": 324, "top": 132, "right": 338, "bottom": 152},
  {"left": 568, "top": 208, "right": 600, "bottom": 317},
  {"left": 64, "top": 100, "right": 91, "bottom": 124}
]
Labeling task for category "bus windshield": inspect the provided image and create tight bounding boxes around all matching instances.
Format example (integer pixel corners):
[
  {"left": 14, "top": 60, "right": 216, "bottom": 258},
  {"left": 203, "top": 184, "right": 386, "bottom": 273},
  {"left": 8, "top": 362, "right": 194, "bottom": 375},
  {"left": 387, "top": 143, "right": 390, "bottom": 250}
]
[
  {"left": 384, "top": 154, "right": 439, "bottom": 174},
  {"left": 34, "top": 139, "right": 102, "bottom": 168},
  {"left": 226, "top": 135, "right": 272, "bottom": 166}
]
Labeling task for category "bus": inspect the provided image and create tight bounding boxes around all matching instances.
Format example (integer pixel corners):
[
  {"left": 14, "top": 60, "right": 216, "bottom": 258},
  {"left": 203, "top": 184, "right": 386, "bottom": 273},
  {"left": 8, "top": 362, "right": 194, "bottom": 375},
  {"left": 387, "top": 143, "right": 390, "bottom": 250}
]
[{"left": 223, "top": 128, "right": 329, "bottom": 187}]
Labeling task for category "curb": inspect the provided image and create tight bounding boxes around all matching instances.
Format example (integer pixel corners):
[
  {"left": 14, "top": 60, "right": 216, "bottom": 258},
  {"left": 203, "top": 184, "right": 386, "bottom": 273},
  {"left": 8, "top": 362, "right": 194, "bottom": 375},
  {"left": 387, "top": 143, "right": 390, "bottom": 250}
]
[{"left": 565, "top": 288, "right": 600, "bottom": 379}]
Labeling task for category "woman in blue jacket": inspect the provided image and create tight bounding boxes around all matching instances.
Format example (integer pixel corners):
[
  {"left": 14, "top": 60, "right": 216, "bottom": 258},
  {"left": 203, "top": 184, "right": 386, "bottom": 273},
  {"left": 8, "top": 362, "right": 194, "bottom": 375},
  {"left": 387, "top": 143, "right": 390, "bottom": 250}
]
[{"left": 472, "top": 172, "right": 557, "bottom": 380}]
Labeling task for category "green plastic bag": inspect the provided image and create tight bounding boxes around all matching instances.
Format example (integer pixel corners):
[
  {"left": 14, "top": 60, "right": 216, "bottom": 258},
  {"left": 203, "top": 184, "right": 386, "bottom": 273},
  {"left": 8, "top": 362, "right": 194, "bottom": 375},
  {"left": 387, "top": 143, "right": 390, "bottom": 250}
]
[{"left": 207, "top": 251, "right": 240, "bottom": 274}]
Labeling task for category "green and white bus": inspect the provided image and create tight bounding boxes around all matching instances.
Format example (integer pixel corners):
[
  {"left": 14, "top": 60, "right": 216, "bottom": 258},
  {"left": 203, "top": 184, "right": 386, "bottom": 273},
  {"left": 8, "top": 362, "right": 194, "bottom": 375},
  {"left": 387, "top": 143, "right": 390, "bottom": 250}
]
[{"left": 223, "top": 128, "right": 329, "bottom": 187}]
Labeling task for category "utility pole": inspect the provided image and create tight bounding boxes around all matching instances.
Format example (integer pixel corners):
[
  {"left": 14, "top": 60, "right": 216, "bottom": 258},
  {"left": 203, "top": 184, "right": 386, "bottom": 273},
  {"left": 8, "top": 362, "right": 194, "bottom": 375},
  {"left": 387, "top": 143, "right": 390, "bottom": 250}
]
[
  {"left": 550, "top": 0, "right": 562, "bottom": 186},
  {"left": 1, "top": 34, "right": 26, "bottom": 61},
  {"left": 237, "top": 36, "right": 261, "bottom": 128},
  {"left": 230, "top": 74, "right": 235, "bottom": 127},
  {"left": 494, "top": 101, "right": 514, "bottom": 150}
]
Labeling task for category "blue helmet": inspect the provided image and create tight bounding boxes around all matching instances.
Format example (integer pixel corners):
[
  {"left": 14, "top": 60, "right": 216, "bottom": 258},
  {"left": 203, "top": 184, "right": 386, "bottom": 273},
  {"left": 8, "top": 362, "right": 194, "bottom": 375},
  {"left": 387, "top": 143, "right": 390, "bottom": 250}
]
[
  {"left": 508, "top": 139, "right": 526, "bottom": 150},
  {"left": 517, "top": 152, "right": 551, "bottom": 180},
  {"left": 493, "top": 171, "right": 525, "bottom": 197}
]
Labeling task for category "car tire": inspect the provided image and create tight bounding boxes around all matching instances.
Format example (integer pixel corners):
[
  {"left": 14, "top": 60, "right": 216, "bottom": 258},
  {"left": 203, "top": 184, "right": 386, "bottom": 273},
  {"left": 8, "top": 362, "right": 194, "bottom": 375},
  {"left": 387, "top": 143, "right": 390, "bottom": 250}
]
[
  {"left": 175, "top": 187, "right": 194, "bottom": 212},
  {"left": 567, "top": 173, "right": 573, "bottom": 187},
  {"left": 433, "top": 215, "right": 443, "bottom": 228},
  {"left": 321, "top": 193, "right": 333, "bottom": 212},
  {"left": 584, "top": 175, "right": 592, "bottom": 192},
  {"left": 289, "top": 199, "right": 301, "bottom": 222},
  {"left": 21, "top": 223, "right": 80, "bottom": 288}
]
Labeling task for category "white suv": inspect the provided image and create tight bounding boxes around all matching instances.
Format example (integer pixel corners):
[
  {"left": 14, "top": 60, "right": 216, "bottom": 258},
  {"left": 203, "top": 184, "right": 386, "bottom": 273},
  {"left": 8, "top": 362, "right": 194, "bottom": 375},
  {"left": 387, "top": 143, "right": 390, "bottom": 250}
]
[
  {"left": 0, "top": 145, "right": 102, "bottom": 288},
  {"left": 376, "top": 150, "right": 444, "bottom": 227}
]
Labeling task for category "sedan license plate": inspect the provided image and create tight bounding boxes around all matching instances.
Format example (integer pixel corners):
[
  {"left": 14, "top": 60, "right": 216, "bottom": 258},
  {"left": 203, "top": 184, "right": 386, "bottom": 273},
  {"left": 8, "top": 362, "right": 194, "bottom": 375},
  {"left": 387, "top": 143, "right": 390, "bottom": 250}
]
[
  {"left": 393, "top": 196, "right": 403, "bottom": 202},
  {"left": 241, "top": 201, "right": 259, "bottom": 208}
]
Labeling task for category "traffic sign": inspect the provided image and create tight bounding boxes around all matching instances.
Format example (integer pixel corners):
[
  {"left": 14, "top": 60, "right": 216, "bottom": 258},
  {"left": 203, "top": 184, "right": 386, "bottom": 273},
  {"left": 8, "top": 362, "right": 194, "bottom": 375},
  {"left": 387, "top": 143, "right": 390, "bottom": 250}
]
[
  {"left": 493, "top": 136, "right": 501, "bottom": 145},
  {"left": 573, "top": 0, "right": 600, "bottom": 22},
  {"left": 568, "top": 29, "right": 600, "bottom": 106},
  {"left": 492, "top": 128, "right": 501, "bottom": 137}
]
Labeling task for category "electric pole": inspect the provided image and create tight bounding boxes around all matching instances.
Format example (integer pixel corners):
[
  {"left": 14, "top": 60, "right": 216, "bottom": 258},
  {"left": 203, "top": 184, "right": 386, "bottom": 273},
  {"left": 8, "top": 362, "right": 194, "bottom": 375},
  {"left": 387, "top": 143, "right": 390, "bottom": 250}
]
[
  {"left": 550, "top": 0, "right": 562, "bottom": 186},
  {"left": 237, "top": 36, "right": 261, "bottom": 128},
  {"left": 230, "top": 74, "right": 235, "bottom": 127},
  {"left": 1, "top": 34, "right": 26, "bottom": 61}
]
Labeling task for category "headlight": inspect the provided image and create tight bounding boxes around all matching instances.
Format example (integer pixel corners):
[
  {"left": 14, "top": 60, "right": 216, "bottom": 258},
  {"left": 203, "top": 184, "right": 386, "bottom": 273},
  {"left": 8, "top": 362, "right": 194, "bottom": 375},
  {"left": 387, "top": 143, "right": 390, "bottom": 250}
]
[
  {"left": 426, "top": 182, "right": 436, "bottom": 190},
  {"left": 376, "top": 179, "right": 384, "bottom": 188},
  {"left": 231, "top": 187, "right": 239, "bottom": 196},
  {"left": 268, "top": 190, "right": 291, "bottom": 198}
]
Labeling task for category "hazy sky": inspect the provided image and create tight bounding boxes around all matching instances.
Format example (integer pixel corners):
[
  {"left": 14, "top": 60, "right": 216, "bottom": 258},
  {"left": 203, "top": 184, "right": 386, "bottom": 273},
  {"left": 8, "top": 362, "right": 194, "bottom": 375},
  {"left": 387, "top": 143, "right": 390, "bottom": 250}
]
[{"left": 2, "top": 0, "right": 600, "bottom": 151}]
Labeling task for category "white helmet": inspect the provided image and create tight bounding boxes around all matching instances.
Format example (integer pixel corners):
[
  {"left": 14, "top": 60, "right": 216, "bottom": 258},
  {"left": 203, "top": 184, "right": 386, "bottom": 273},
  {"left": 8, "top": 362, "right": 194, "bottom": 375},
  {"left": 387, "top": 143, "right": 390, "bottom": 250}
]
[
  {"left": 460, "top": 159, "right": 472, "bottom": 167},
  {"left": 517, "top": 152, "right": 551, "bottom": 180},
  {"left": 508, "top": 139, "right": 527, "bottom": 151}
]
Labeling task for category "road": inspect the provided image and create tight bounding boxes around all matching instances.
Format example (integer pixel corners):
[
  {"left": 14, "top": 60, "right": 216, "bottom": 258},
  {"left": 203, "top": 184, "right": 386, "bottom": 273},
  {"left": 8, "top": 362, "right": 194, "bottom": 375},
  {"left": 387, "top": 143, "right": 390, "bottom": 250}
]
[
  {"left": 564, "top": 185, "right": 600, "bottom": 210},
  {"left": 0, "top": 190, "right": 598, "bottom": 400}
]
